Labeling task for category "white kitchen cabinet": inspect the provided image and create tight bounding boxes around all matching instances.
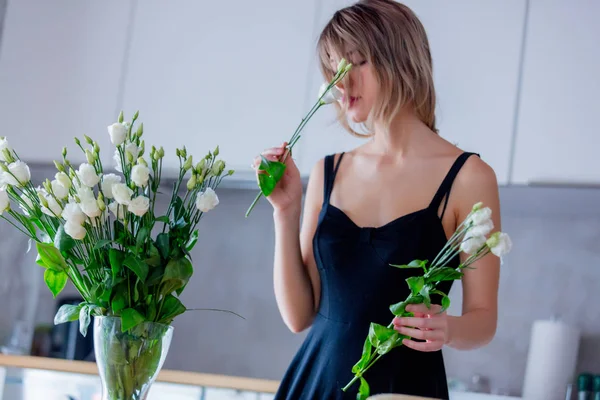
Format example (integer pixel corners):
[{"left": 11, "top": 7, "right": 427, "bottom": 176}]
[
  {"left": 511, "top": 0, "right": 600, "bottom": 185},
  {"left": 297, "top": 1, "right": 527, "bottom": 186},
  {"left": 0, "top": 1, "right": 132, "bottom": 166},
  {"left": 120, "top": 0, "right": 318, "bottom": 176}
]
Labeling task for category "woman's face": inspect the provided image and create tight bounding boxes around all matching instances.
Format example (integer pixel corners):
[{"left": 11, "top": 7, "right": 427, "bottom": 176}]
[{"left": 331, "top": 52, "right": 379, "bottom": 124}]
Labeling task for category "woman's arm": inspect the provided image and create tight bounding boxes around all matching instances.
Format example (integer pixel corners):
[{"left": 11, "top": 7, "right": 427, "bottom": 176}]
[{"left": 273, "top": 158, "right": 324, "bottom": 333}]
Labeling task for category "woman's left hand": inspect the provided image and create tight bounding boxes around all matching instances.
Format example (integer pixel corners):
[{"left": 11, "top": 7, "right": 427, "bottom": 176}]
[{"left": 392, "top": 304, "right": 450, "bottom": 352}]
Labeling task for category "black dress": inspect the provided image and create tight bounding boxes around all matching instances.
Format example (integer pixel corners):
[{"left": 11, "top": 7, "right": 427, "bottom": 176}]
[{"left": 274, "top": 152, "right": 477, "bottom": 400}]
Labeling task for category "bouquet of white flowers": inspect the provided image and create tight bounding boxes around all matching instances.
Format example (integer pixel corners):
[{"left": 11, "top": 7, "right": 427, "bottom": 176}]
[{"left": 0, "top": 110, "right": 234, "bottom": 336}]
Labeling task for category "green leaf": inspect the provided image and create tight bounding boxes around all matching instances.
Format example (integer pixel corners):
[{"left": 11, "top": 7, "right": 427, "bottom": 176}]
[
  {"left": 123, "top": 255, "right": 149, "bottom": 283},
  {"left": 111, "top": 291, "right": 127, "bottom": 314},
  {"left": 146, "top": 299, "right": 157, "bottom": 321},
  {"left": 36, "top": 242, "right": 68, "bottom": 272},
  {"left": 156, "top": 233, "right": 170, "bottom": 259},
  {"left": 54, "top": 225, "right": 76, "bottom": 253},
  {"left": 358, "top": 377, "right": 370, "bottom": 400},
  {"left": 155, "top": 215, "right": 170, "bottom": 223},
  {"left": 173, "top": 196, "right": 185, "bottom": 221},
  {"left": 145, "top": 244, "right": 161, "bottom": 267},
  {"left": 109, "top": 248, "right": 125, "bottom": 280},
  {"left": 406, "top": 276, "right": 425, "bottom": 296},
  {"left": 44, "top": 269, "right": 68, "bottom": 298},
  {"left": 266, "top": 161, "right": 286, "bottom": 181},
  {"left": 420, "top": 285, "right": 431, "bottom": 308},
  {"left": 390, "top": 295, "right": 425, "bottom": 316},
  {"left": 161, "top": 257, "right": 193, "bottom": 296},
  {"left": 136, "top": 226, "right": 150, "bottom": 250},
  {"left": 53, "top": 304, "right": 82, "bottom": 325},
  {"left": 158, "top": 294, "right": 186, "bottom": 323},
  {"left": 431, "top": 289, "right": 451, "bottom": 312},
  {"left": 146, "top": 265, "right": 166, "bottom": 286},
  {"left": 258, "top": 174, "right": 277, "bottom": 197},
  {"left": 79, "top": 305, "right": 91, "bottom": 337},
  {"left": 425, "top": 267, "right": 463, "bottom": 283},
  {"left": 368, "top": 323, "right": 396, "bottom": 348},
  {"left": 121, "top": 308, "right": 145, "bottom": 332},
  {"left": 352, "top": 336, "right": 373, "bottom": 374},
  {"left": 93, "top": 239, "right": 113, "bottom": 251},
  {"left": 377, "top": 332, "right": 401, "bottom": 355},
  {"left": 185, "top": 229, "right": 199, "bottom": 252},
  {"left": 390, "top": 259, "right": 423, "bottom": 269},
  {"left": 36, "top": 253, "right": 47, "bottom": 268}
]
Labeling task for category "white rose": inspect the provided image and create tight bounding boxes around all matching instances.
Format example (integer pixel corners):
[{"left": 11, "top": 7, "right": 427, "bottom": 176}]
[
  {"left": 64, "top": 220, "right": 86, "bottom": 240},
  {"left": 460, "top": 235, "right": 487, "bottom": 255},
  {"left": 487, "top": 232, "right": 513, "bottom": 258},
  {"left": 318, "top": 83, "right": 343, "bottom": 105},
  {"left": 41, "top": 195, "right": 63, "bottom": 218},
  {"left": 124, "top": 143, "right": 139, "bottom": 165},
  {"left": 131, "top": 165, "right": 150, "bottom": 188},
  {"left": 0, "top": 188, "right": 9, "bottom": 214},
  {"left": 469, "top": 207, "right": 492, "bottom": 226},
  {"left": 3, "top": 161, "right": 31, "bottom": 186},
  {"left": 113, "top": 149, "right": 123, "bottom": 172},
  {"left": 128, "top": 196, "right": 149, "bottom": 217},
  {"left": 108, "top": 122, "right": 128, "bottom": 146},
  {"left": 112, "top": 183, "right": 133, "bottom": 205},
  {"left": 470, "top": 219, "right": 494, "bottom": 237},
  {"left": 80, "top": 198, "right": 101, "bottom": 218},
  {"left": 108, "top": 201, "right": 126, "bottom": 221},
  {"left": 101, "top": 173, "right": 122, "bottom": 199},
  {"left": 62, "top": 202, "right": 86, "bottom": 225},
  {"left": 75, "top": 184, "right": 95, "bottom": 203},
  {"left": 0, "top": 137, "right": 10, "bottom": 162},
  {"left": 76, "top": 163, "right": 100, "bottom": 188},
  {"left": 51, "top": 179, "right": 69, "bottom": 200},
  {"left": 55, "top": 172, "right": 71, "bottom": 190},
  {"left": 195, "top": 187, "right": 219, "bottom": 212}
]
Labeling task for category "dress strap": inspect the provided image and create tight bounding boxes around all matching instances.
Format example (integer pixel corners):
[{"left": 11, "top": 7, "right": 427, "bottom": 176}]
[
  {"left": 323, "top": 152, "right": 345, "bottom": 205},
  {"left": 429, "top": 152, "right": 479, "bottom": 219}
]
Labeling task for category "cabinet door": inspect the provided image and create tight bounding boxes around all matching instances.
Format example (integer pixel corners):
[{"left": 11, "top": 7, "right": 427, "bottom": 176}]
[
  {"left": 120, "top": 1, "right": 318, "bottom": 178},
  {"left": 298, "top": 0, "right": 526, "bottom": 186},
  {"left": 0, "top": 1, "right": 131, "bottom": 165},
  {"left": 511, "top": 0, "right": 600, "bottom": 185}
]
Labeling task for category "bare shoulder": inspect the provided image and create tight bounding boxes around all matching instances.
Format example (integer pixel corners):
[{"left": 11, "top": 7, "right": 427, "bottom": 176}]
[{"left": 455, "top": 154, "right": 499, "bottom": 191}]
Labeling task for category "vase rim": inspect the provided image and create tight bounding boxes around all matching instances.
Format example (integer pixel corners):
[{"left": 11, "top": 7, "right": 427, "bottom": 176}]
[{"left": 94, "top": 315, "right": 175, "bottom": 332}]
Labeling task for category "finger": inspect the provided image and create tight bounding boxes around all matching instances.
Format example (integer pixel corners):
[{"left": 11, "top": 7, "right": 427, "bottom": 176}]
[
  {"left": 405, "top": 304, "right": 442, "bottom": 315},
  {"left": 393, "top": 316, "right": 442, "bottom": 330},
  {"left": 402, "top": 338, "right": 441, "bottom": 352},
  {"left": 395, "top": 326, "right": 444, "bottom": 341}
]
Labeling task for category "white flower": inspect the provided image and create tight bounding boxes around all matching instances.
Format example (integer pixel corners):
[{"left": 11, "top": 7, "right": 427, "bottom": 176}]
[
  {"left": 318, "top": 83, "right": 343, "bottom": 105},
  {"left": 195, "top": 187, "right": 219, "bottom": 212},
  {"left": 108, "top": 122, "right": 128, "bottom": 146},
  {"left": 113, "top": 149, "right": 123, "bottom": 172},
  {"left": 112, "top": 183, "right": 133, "bottom": 205},
  {"left": 470, "top": 219, "right": 494, "bottom": 237},
  {"left": 55, "top": 172, "right": 71, "bottom": 190},
  {"left": 3, "top": 161, "right": 31, "bottom": 186},
  {"left": 128, "top": 196, "right": 149, "bottom": 217},
  {"left": 64, "top": 220, "right": 86, "bottom": 240},
  {"left": 74, "top": 184, "right": 95, "bottom": 203},
  {"left": 51, "top": 179, "right": 69, "bottom": 200},
  {"left": 80, "top": 198, "right": 101, "bottom": 219},
  {"left": 101, "top": 174, "right": 122, "bottom": 199},
  {"left": 0, "top": 189, "right": 9, "bottom": 214},
  {"left": 131, "top": 165, "right": 150, "bottom": 188},
  {"left": 487, "top": 232, "right": 513, "bottom": 258},
  {"left": 0, "top": 137, "right": 10, "bottom": 161},
  {"left": 469, "top": 207, "right": 492, "bottom": 226},
  {"left": 108, "top": 201, "right": 126, "bottom": 221},
  {"left": 124, "top": 143, "right": 139, "bottom": 164},
  {"left": 41, "top": 195, "right": 63, "bottom": 218},
  {"left": 460, "top": 235, "right": 487, "bottom": 255},
  {"left": 62, "top": 202, "right": 86, "bottom": 225},
  {"left": 76, "top": 163, "right": 100, "bottom": 188}
]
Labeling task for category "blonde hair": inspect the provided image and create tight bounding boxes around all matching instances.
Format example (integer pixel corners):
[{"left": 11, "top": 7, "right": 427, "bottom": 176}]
[{"left": 317, "top": 0, "right": 437, "bottom": 137}]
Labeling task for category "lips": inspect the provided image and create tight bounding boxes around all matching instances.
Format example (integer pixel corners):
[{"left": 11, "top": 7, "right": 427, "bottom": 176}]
[{"left": 349, "top": 96, "right": 360, "bottom": 108}]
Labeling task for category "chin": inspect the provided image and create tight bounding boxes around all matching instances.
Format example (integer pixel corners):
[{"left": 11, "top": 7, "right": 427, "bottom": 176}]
[{"left": 348, "top": 111, "right": 368, "bottom": 124}]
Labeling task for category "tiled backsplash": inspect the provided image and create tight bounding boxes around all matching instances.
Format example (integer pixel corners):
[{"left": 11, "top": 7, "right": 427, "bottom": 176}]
[{"left": 1, "top": 172, "right": 599, "bottom": 396}]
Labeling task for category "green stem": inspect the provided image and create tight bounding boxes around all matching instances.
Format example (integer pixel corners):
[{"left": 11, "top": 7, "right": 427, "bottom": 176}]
[{"left": 342, "top": 353, "right": 383, "bottom": 392}]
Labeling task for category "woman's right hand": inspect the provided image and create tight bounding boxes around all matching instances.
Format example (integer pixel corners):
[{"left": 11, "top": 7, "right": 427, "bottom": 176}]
[{"left": 253, "top": 142, "right": 303, "bottom": 214}]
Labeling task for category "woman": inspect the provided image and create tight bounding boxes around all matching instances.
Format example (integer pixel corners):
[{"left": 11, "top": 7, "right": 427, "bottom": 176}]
[{"left": 254, "top": 1, "right": 501, "bottom": 398}]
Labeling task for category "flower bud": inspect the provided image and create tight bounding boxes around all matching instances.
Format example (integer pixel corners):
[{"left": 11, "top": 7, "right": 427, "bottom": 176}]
[
  {"left": 118, "top": 110, "right": 124, "bottom": 123},
  {"left": 158, "top": 147, "right": 165, "bottom": 159},
  {"left": 176, "top": 149, "right": 181, "bottom": 158},
  {"left": 139, "top": 140, "right": 145, "bottom": 157},
  {"left": 186, "top": 174, "right": 197, "bottom": 191},
  {"left": 54, "top": 160, "right": 65, "bottom": 172},
  {"left": 97, "top": 196, "right": 106, "bottom": 212},
  {"left": 195, "top": 159, "right": 206, "bottom": 174},
  {"left": 62, "top": 147, "right": 68, "bottom": 158},
  {"left": 132, "top": 110, "right": 139, "bottom": 121},
  {"left": 136, "top": 123, "right": 143, "bottom": 138},
  {"left": 213, "top": 145, "right": 219, "bottom": 157},
  {"left": 85, "top": 149, "right": 97, "bottom": 164},
  {"left": 212, "top": 160, "right": 225, "bottom": 176},
  {"left": 2, "top": 148, "right": 14, "bottom": 163},
  {"left": 0, "top": 163, "right": 8, "bottom": 172},
  {"left": 43, "top": 179, "right": 52, "bottom": 194},
  {"left": 183, "top": 156, "right": 193, "bottom": 171},
  {"left": 137, "top": 157, "right": 148, "bottom": 167},
  {"left": 126, "top": 151, "right": 134, "bottom": 164},
  {"left": 84, "top": 135, "right": 93, "bottom": 145},
  {"left": 93, "top": 142, "right": 100, "bottom": 154},
  {"left": 227, "top": 169, "right": 235, "bottom": 176},
  {"left": 74, "top": 137, "right": 81, "bottom": 146}
]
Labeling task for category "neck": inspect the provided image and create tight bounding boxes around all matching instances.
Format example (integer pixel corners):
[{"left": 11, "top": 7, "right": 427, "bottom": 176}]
[{"left": 369, "top": 109, "right": 429, "bottom": 157}]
